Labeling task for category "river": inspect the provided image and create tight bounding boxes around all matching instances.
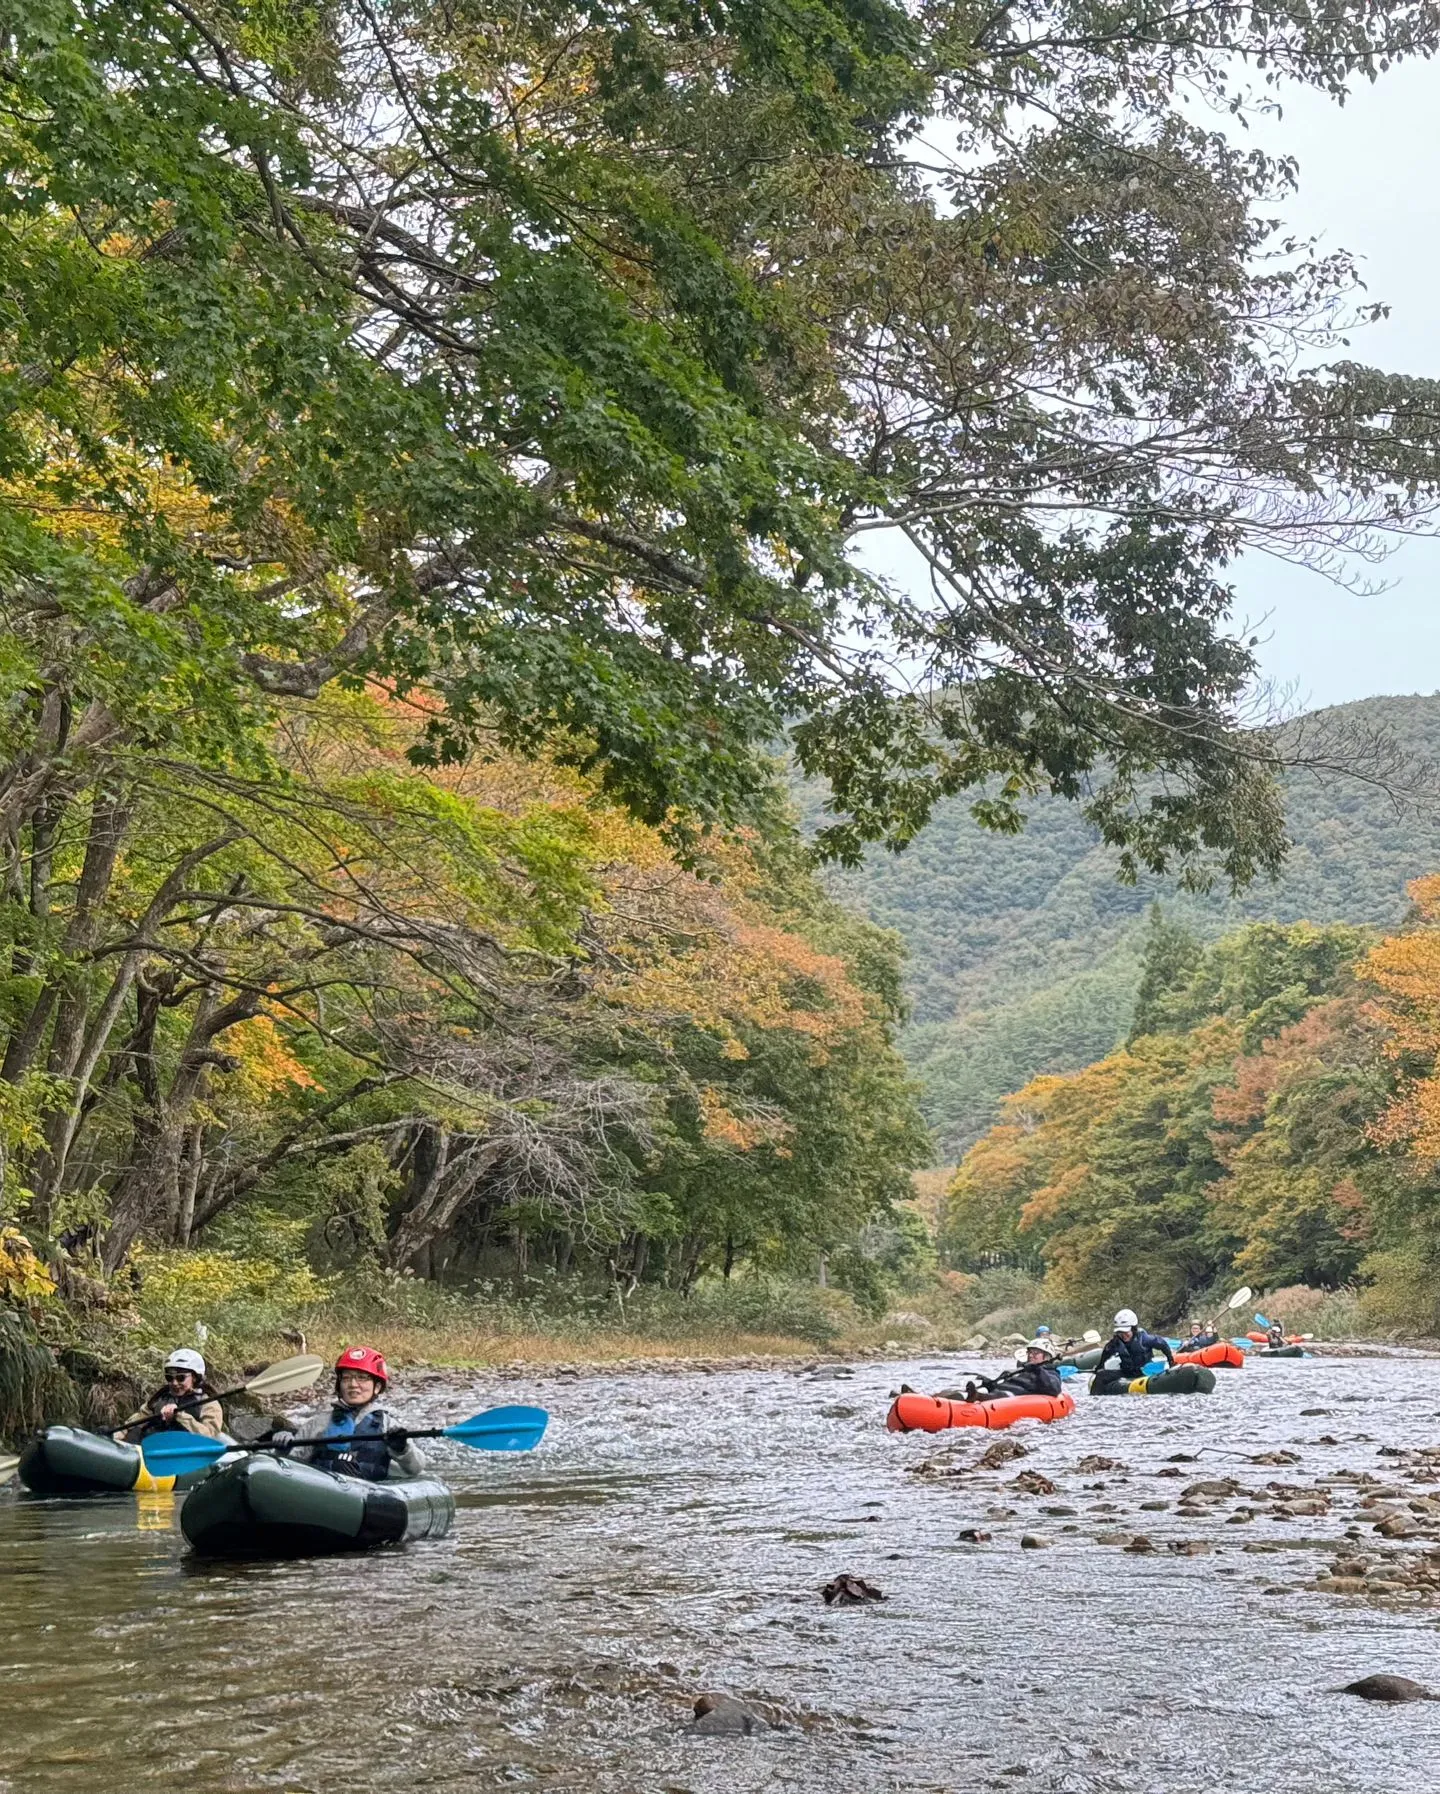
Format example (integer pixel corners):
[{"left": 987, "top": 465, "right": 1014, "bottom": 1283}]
[{"left": 2, "top": 1351, "right": 1440, "bottom": 1792}]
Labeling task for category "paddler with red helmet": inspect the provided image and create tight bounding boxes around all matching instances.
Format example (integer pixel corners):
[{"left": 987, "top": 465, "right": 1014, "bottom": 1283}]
[{"left": 269, "top": 1345, "right": 424, "bottom": 1482}]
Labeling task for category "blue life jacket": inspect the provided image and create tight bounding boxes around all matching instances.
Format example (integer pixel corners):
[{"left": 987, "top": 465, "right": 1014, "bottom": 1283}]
[
  {"left": 310, "top": 1403, "right": 392, "bottom": 1482},
  {"left": 1100, "top": 1329, "right": 1170, "bottom": 1378}
]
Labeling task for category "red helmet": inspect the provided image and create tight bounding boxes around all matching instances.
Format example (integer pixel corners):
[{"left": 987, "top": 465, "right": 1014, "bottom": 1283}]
[{"left": 335, "top": 1345, "right": 388, "bottom": 1386}]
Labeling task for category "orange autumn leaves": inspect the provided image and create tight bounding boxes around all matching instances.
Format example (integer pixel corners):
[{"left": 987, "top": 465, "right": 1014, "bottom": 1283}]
[{"left": 1366, "top": 874, "right": 1440, "bottom": 1160}]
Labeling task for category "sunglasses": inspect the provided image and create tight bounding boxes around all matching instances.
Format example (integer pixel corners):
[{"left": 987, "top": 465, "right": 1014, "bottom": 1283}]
[{"left": 164, "top": 1370, "right": 195, "bottom": 1382}]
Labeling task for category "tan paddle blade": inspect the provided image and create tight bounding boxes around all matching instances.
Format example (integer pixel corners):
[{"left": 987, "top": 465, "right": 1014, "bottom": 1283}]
[
  {"left": 243, "top": 1354, "right": 324, "bottom": 1397},
  {"left": 1082, "top": 1329, "right": 1102, "bottom": 1345},
  {"left": 1226, "top": 1286, "right": 1253, "bottom": 1311},
  {"left": 0, "top": 1453, "right": 21, "bottom": 1482}
]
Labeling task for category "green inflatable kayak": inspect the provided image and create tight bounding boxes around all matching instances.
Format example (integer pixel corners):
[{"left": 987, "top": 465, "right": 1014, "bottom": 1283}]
[
  {"left": 1254, "top": 1344, "right": 1306, "bottom": 1358},
  {"left": 180, "top": 1453, "right": 455, "bottom": 1557},
  {"left": 1060, "top": 1347, "right": 1103, "bottom": 1371},
  {"left": 1091, "top": 1365, "right": 1217, "bottom": 1397},
  {"left": 17, "top": 1425, "right": 214, "bottom": 1496}
]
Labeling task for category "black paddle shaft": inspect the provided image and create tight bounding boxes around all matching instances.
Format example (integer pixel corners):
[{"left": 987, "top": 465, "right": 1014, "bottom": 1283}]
[{"left": 120, "top": 1375, "right": 291, "bottom": 1444}]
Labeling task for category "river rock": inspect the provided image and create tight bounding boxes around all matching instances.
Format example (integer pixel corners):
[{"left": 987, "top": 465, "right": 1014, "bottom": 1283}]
[
  {"left": 1076, "top": 1455, "right": 1123, "bottom": 1472},
  {"left": 1339, "top": 1676, "right": 1438, "bottom": 1703},
  {"left": 1012, "top": 1470, "right": 1057, "bottom": 1495},
  {"left": 1168, "top": 1539, "right": 1210, "bottom": 1555},
  {"left": 1020, "top": 1534, "right": 1050, "bottom": 1549},
  {"left": 958, "top": 1528, "right": 991, "bottom": 1542},
  {"left": 822, "top": 1574, "right": 885, "bottom": 1606},
  {"left": 692, "top": 1694, "right": 774, "bottom": 1734},
  {"left": 979, "top": 1440, "right": 1029, "bottom": 1469},
  {"left": 1139, "top": 1500, "right": 1169, "bottom": 1511},
  {"left": 1124, "top": 1535, "right": 1156, "bottom": 1554},
  {"left": 1375, "top": 1516, "right": 1423, "bottom": 1539}
]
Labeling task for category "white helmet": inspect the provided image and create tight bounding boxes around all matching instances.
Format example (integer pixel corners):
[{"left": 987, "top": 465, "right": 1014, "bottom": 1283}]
[
  {"left": 1025, "top": 1338, "right": 1056, "bottom": 1360},
  {"left": 164, "top": 1347, "right": 206, "bottom": 1378},
  {"left": 1114, "top": 1309, "right": 1139, "bottom": 1329}
]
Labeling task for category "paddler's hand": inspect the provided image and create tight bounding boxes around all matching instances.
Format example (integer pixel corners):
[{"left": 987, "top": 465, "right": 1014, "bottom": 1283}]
[
  {"left": 159, "top": 1402, "right": 178, "bottom": 1423},
  {"left": 386, "top": 1429, "right": 410, "bottom": 1456},
  {"left": 269, "top": 1430, "right": 295, "bottom": 1452}
]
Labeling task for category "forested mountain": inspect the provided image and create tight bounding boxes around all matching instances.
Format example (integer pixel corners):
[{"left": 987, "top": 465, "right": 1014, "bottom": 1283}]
[{"left": 809, "top": 694, "right": 1440, "bottom": 1155}]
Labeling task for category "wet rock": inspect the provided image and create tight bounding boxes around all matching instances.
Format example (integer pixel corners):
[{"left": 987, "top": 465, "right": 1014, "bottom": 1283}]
[
  {"left": 1139, "top": 1500, "right": 1169, "bottom": 1512},
  {"left": 1076, "top": 1455, "right": 1123, "bottom": 1473},
  {"left": 691, "top": 1693, "right": 774, "bottom": 1735},
  {"left": 1020, "top": 1534, "right": 1051, "bottom": 1549},
  {"left": 1375, "top": 1516, "right": 1423, "bottom": 1539},
  {"left": 1182, "top": 1479, "right": 1241, "bottom": 1500},
  {"left": 1225, "top": 1510, "right": 1257, "bottom": 1524},
  {"left": 1339, "top": 1675, "right": 1438, "bottom": 1703},
  {"left": 1251, "top": 1451, "right": 1301, "bottom": 1466},
  {"left": 1123, "top": 1535, "right": 1156, "bottom": 1554},
  {"left": 978, "top": 1440, "right": 1029, "bottom": 1470},
  {"left": 1301, "top": 1408, "right": 1331, "bottom": 1416},
  {"left": 1041, "top": 1505, "right": 1077, "bottom": 1516},
  {"left": 1094, "top": 1530, "right": 1130, "bottom": 1545},
  {"left": 987, "top": 1505, "right": 1018, "bottom": 1519},
  {"left": 958, "top": 1528, "right": 992, "bottom": 1543},
  {"left": 1166, "top": 1452, "right": 1200, "bottom": 1463},
  {"left": 1168, "top": 1539, "right": 1211, "bottom": 1555},
  {"left": 1012, "top": 1470, "right": 1058, "bottom": 1496},
  {"left": 822, "top": 1574, "right": 885, "bottom": 1606},
  {"left": 1156, "top": 1467, "right": 1183, "bottom": 1479}
]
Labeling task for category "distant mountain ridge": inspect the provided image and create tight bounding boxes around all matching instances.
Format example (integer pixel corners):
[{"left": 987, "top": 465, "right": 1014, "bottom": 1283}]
[{"left": 812, "top": 693, "right": 1440, "bottom": 1156}]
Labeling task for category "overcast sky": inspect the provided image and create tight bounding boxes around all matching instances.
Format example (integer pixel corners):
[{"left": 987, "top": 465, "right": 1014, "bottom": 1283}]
[{"left": 1227, "top": 61, "right": 1440, "bottom": 711}]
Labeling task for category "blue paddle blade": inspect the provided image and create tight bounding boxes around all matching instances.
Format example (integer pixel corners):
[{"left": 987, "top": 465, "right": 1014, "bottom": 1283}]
[
  {"left": 443, "top": 1405, "right": 548, "bottom": 1451},
  {"left": 140, "top": 1431, "right": 231, "bottom": 1476},
  {"left": 1254, "top": 1312, "right": 1270, "bottom": 1328}
]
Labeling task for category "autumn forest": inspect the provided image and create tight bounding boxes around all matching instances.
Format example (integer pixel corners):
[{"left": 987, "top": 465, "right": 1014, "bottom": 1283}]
[{"left": 11, "top": 0, "right": 1440, "bottom": 1395}]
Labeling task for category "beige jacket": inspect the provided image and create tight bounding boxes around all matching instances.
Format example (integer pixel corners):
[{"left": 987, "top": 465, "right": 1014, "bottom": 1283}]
[{"left": 118, "top": 1395, "right": 226, "bottom": 1440}]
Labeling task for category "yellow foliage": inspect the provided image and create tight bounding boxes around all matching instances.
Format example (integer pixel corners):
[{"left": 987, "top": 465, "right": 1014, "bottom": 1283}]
[
  {"left": 227, "top": 1015, "right": 324, "bottom": 1100},
  {"left": 1365, "top": 875, "right": 1440, "bottom": 1160},
  {"left": 0, "top": 1229, "right": 56, "bottom": 1306},
  {"left": 133, "top": 1247, "right": 330, "bottom": 1324}
]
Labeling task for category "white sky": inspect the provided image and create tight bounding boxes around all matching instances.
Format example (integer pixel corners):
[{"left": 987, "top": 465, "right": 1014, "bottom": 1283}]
[{"left": 1227, "top": 61, "right": 1440, "bottom": 710}]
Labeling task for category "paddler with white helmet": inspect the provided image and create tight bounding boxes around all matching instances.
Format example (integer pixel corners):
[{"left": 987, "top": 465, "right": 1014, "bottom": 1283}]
[
  {"left": 1090, "top": 1309, "right": 1174, "bottom": 1395},
  {"left": 115, "top": 1347, "right": 226, "bottom": 1440}
]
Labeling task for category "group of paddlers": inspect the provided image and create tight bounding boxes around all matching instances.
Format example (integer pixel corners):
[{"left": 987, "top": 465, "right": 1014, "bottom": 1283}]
[{"left": 913, "top": 1304, "right": 1293, "bottom": 1405}]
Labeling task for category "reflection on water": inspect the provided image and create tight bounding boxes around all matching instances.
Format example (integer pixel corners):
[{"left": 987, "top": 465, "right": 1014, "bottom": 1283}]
[{"left": 3, "top": 1353, "right": 1440, "bottom": 1791}]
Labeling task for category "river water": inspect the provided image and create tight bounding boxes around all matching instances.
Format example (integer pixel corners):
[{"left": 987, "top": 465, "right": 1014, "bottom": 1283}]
[{"left": 3, "top": 1351, "right": 1440, "bottom": 1792}]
